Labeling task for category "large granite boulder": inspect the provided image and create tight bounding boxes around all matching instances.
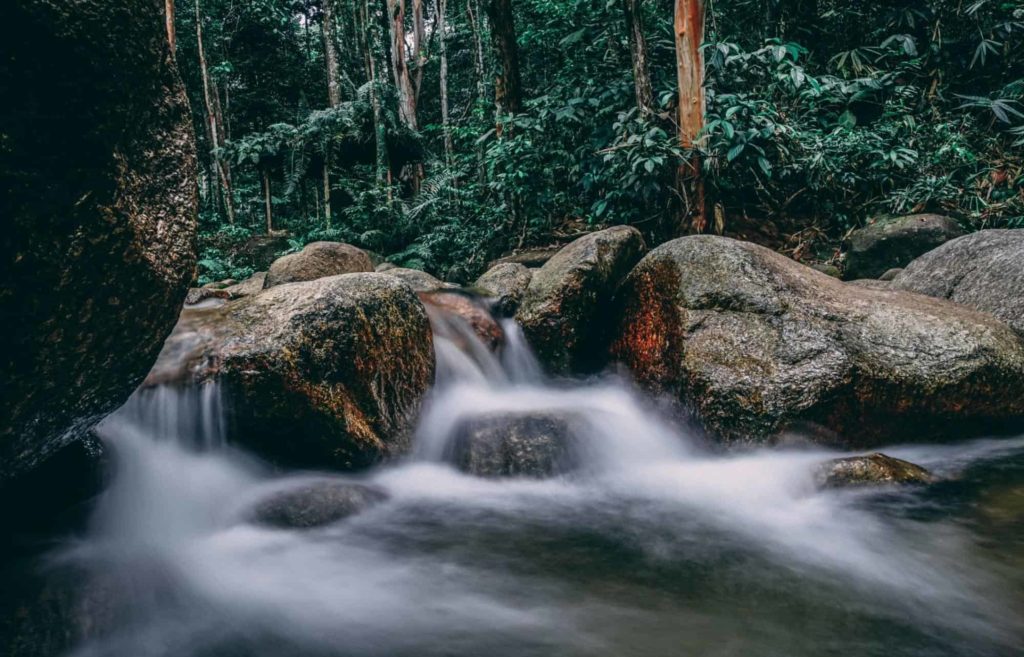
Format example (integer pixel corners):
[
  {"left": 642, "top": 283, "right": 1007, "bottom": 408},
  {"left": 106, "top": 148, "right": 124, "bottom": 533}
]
[
  {"left": 381, "top": 267, "right": 457, "bottom": 293},
  {"left": 451, "top": 413, "right": 579, "bottom": 477},
  {"left": 146, "top": 274, "right": 434, "bottom": 470},
  {"left": 843, "top": 214, "right": 963, "bottom": 280},
  {"left": 263, "top": 242, "right": 373, "bottom": 288},
  {"left": 0, "top": 0, "right": 198, "bottom": 483},
  {"left": 611, "top": 236, "right": 1024, "bottom": 447},
  {"left": 892, "top": 229, "right": 1024, "bottom": 338},
  {"left": 517, "top": 226, "right": 646, "bottom": 373},
  {"left": 475, "top": 263, "right": 533, "bottom": 316}
]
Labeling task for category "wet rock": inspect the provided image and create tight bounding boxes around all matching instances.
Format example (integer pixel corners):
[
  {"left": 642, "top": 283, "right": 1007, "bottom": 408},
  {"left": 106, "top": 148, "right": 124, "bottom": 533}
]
[
  {"left": 263, "top": 241, "right": 373, "bottom": 288},
  {"left": 517, "top": 226, "right": 647, "bottom": 374},
  {"left": 375, "top": 262, "right": 398, "bottom": 272},
  {"left": 452, "top": 413, "right": 578, "bottom": 477},
  {"left": 382, "top": 267, "right": 457, "bottom": 292},
  {"left": 184, "top": 287, "right": 231, "bottom": 306},
  {"left": 844, "top": 214, "right": 964, "bottom": 280},
  {"left": 419, "top": 290, "right": 503, "bottom": 349},
  {"left": 146, "top": 274, "right": 435, "bottom": 470},
  {"left": 879, "top": 267, "right": 904, "bottom": 281},
  {"left": 0, "top": 0, "right": 198, "bottom": 483},
  {"left": 611, "top": 235, "right": 1024, "bottom": 447},
  {"left": 222, "top": 271, "right": 267, "bottom": 298},
  {"left": 815, "top": 453, "right": 935, "bottom": 489},
  {"left": 892, "top": 229, "right": 1024, "bottom": 338},
  {"left": 475, "top": 263, "right": 533, "bottom": 316},
  {"left": 247, "top": 480, "right": 388, "bottom": 529}
]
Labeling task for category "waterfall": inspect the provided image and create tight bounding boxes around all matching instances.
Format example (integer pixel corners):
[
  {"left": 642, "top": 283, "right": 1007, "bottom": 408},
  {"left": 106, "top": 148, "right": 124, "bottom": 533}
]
[{"left": 54, "top": 297, "right": 1024, "bottom": 657}]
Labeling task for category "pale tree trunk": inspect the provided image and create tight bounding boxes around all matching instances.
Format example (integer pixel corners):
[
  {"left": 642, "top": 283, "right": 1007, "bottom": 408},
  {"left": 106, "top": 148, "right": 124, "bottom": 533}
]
[
  {"left": 322, "top": 0, "right": 343, "bottom": 228},
  {"left": 366, "top": 0, "right": 393, "bottom": 201},
  {"left": 484, "top": 0, "right": 523, "bottom": 135},
  {"left": 437, "top": 0, "right": 453, "bottom": 163},
  {"left": 412, "top": 0, "right": 427, "bottom": 102},
  {"left": 386, "top": 0, "right": 418, "bottom": 130},
  {"left": 165, "top": 0, "right": 176, "bottom": 53},
  {"left": 263, "top": 170, "right": 273, "bottom": 234},
  {"left": 467, "top": 0, "right": 487, "bottom": 103},
  {"left": 194, "top": 0, "right": 234, "bottom": 224},
  {"left": 674, "top": 0, "right": 706, "bottom": 232},
  {"left": 622, "top": 0, "right": 653, "bottom": 115}
]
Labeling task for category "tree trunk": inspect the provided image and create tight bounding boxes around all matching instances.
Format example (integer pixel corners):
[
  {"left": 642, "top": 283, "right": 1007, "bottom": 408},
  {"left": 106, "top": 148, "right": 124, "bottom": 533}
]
[
  {"left": 194, "top": 0, "right": 234, "bottom": 224},
  {"left": 674, "top": 0, "right": 706, "bottom": 232},
  {"left": 165, "top": 0, "right": 176, "bottom": 53},
  {"left": 437, "top": 0, "right": 453, "bottom": 163},
  {"left": 367, "top": 0, "right": 393, "bottom": 198},
  {"left": 323, "top": 0, "right": 343, "bottom": 107},
  {"left": 412, "top": 0, "right": 427, "bottom": 102},
  {"left": 263, "top": 169, "right": 273, "bottom": 234},
  {"left": 622, "top": 0, "right": 653, "bottom": 115},
  {"left": 386, "top": 0, "right": 418, "bottom": 130},
  {"left": 484, "top": 0, "right": 523, "bottom": 131},
  {"left": 467, "top": 0, "right": 487, "bottom": 103}
]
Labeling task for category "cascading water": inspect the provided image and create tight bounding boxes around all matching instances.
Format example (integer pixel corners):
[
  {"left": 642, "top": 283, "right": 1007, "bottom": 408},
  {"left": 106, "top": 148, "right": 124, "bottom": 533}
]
[{"left": 56, "top": 300, "right": 1024, "bottom": 657}]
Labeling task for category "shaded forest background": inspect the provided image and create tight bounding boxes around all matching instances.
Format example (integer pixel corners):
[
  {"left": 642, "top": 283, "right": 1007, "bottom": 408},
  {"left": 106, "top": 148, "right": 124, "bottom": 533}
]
[{"left": 173, "top": 0, "right": 1024, "bottom": 284}]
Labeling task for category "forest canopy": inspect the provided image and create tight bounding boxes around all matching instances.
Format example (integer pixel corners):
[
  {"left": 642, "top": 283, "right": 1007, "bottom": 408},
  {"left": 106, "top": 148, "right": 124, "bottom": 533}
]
[{"left": 173, "top": 0, "right": 1024, "bottom": 284}]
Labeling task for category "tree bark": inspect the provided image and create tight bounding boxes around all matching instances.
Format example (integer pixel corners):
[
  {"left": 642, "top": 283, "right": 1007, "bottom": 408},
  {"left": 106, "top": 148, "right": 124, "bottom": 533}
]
[
  {"left": 467, "top": 0, "right": 487, "bottom": 103},
  {"left": 323, "top": 0, "right": 343, "bottom": 107},
  {"left": 263, "top": 169, "right": 273, "bottom": 234},
  {"left": 438, "top": 0, "right": 453, "bottom": 163},
  {"left": 412, "top": 0, "right": 427, "bottom": 102},
  {"left": 194, "top": 0, "right": 234, "bottom": 223},
  {"left": 674, "top": 0, "right": 706, "bottom": 231},
  {"left": 386, "top": 0, "right": 418, "bottom": 130},
  {"left": 622, "top": 0, "right": 653, "bottom": 115},
  {"left": 165, "top": 0, "right": 176, "bottom": 53},
  {"left": 367, "top": 0, "right": 393, "bottom": 199},
  {"left": 484, "top": 0, "right": 523, "bottom": 129}
]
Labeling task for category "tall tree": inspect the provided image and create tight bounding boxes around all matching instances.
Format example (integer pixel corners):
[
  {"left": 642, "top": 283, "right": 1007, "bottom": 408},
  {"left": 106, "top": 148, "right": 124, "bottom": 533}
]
[
  {"left": 322, "top": 0, "right": 342, "bottom": 227},
  {"left": 484, "top": 0, "right": 523, "bottom": 130},
  {"left": 674, "top": 0, "right": 706, "bottom": 231},
  {"left": 194, "top": 0, "right": 235, "bottom": 223},
  {"left": 622, "top": 0, "right": 653, "bottom": 115},
  {"left": 437, "top": 0, "right": 453, "bottom": 162},
  {"left": 166, "top": 0, "right": 177, "bottom": 53},
  {"left": 387, "top": 0, "right": 419, "bottom": 130}
]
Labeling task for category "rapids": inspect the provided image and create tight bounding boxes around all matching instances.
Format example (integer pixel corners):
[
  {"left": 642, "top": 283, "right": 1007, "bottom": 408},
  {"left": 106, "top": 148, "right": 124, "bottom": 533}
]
[{"left": 54, "top": 307, "right": 1024, "bottom": 657}]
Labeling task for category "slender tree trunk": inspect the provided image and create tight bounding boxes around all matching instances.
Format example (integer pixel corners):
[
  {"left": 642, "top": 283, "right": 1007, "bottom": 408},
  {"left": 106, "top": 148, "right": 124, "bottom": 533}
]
[
  {"left": 194, "top": 0, "right": 234, "bottom": 224},
  {"left": 367, "top": 0, "right": 393, "bottom": 200},
  {"left": 484, "top": 0, "right": 523, "bottom": 131},
  {"left": 165, "top": 0, "right": 176, "bottom": 53},
  {"left": 323, "top": 0, "right": 343, "bottom": 107},
  {"left": 437, "top": 0, "right": 453, "bottom": 163},
  {"left": 386, "top": 0, "right": 418, "bottom": 130},
  {"left": 467, "top": 0, "right": 487, "bottom": 103},
  {"left": 674, "top": 0, "right": 706, "bottom": 232},
  {"left": 262, "top": 170, "right": 273, "bottom": 234},
  {"left": 621, "top": 0, "right": 653, "bottom": 115},
  {"left": 412, "top": 0, "right": 427, "bottom": 102}
]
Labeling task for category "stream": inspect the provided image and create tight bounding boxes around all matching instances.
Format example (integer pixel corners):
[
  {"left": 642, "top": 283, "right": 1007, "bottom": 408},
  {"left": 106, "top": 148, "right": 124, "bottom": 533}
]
[{"left": 49, "top": 312, "right": 1024, "bottom": 657}]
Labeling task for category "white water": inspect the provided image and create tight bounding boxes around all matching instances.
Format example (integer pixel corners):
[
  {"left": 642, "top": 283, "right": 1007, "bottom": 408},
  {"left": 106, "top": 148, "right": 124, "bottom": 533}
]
[{"left": 61, "top": 307, "right": 1024, "bottom": 657}]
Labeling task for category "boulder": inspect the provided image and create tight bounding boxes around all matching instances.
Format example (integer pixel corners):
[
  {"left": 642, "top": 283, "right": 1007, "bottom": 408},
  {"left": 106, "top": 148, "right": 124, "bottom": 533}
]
[
  {"left": 382, "top": 267, "right": 457, "bottom": 292},
  {"left": 452, "top": 413, "right": 578, "bottom": 477},
  {"left": 233, "top": 233, "right": 291, "bottom": 271},
  {"left": 815, "top": 453, "right": 934, "bottom": 489},
  {"left": 847, "top": 279, "right": 892, "bottom": 290},
  {"left": 475, "top": 263, "right": 533, "bottom": 316},
  {"left": 245, "top": 479, "right": 387, "bottom": 529},
  {"left": 879, "top": 267, "right": 904, "bottom": 281},
  {"left": 891, "top": 230, "right": 1024, "bottom": 338},
  {"left": 0, "top": 0, "right": 197, "bottom": 483},
  {"left": 517, "top": 226, "right": 647, "bottom": 373},
  {"left": 375, "top": 262, "right": 398, "bottom": 272},
  {"left": 418, "top": 291, "right": 503, "bottom": 349},
  {"left": 843, "top": 214, "right": 964, "bottom": 280},
  {"left": 611, "top": 236, "right": 1024, "bottom": 447},
  {"left": 222, "top": 271, "right": 267, "bottom": 298},
  {"left": 146, "top": 274, "right": 434, "bottom": 470},
  {"left": 810, "top": 263, "right": 841, "bottom": 278},
  {"left": 184, "top": 287, "right": 230, "bottom": 306},
  {"left": 488, "top": 246, "right": 563, "bottom": 270},
  {"left": 263, "top": 242, "right": 373, "bottom": 288}
]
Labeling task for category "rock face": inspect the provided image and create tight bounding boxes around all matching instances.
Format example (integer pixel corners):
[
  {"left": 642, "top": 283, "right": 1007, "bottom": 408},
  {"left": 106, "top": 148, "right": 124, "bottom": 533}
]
[
  {"left": 844, "top": 214, "right": 963, "bottom": 280},
  {"left": 246, "top": 479, "right": 388, "bottom": 529},
  {"left": 611, "top": 236, "right": 1024, "bottom": 447},
  {"left": 452, "top": 413, "right": 578, "bottom": 477},
  {"left": 147, "top": 274, "right": 434, "bottom": 469},
  {"left": 892, "top": 230, "right": 1024, "bottom": 338},
  {"left": 517, "top": 226, "right": 647, "bottom": 373},
  {"left": 815, "top": 453, "right": 934, "bottom": 489},
  {"left": 263, "top": 242, "right": 373, "bottom": 288},
  {"left": 0, "top": 0, "right": 198, "bottom": 483},
  {"left": 475, "top": 263, "right": 533, "bottom": 316}
]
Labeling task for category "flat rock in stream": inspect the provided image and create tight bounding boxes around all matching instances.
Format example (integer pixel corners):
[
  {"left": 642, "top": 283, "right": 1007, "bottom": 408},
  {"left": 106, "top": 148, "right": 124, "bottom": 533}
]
[
  {"left": 611, "top": 235, "right": 1024, "bottom": 447},
  {"left": 475, "top": 263, "right": 534, "bottom": 316},
  {"left": 815, "top": 453, "right": 935, "bottom": 489},
  {"left": 452, "top": 413, "right": 579, "bottom": 477},
  {"left": 247, "top": 480, "right": 388, "bottom": 529}
]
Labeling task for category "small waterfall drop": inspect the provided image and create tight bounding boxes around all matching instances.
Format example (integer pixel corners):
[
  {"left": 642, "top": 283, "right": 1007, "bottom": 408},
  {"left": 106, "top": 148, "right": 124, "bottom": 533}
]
[{"left": 54, "top": 294, "right": 1024, "bottom": 657}]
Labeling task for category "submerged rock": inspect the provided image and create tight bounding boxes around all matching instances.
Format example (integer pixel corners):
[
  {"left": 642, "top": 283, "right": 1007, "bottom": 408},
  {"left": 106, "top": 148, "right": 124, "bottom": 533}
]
[
  {"left": 419, "top": 290, "right": 503, "bottom": 349},
  {"left": 843, "top": 214, "right": 964, "bottom": 280},
  {"left": 452, "top": 413, "right": 578, "bottom": 477},
  {"left": 246, "top": 480, "right": 388, "bottom": 529},
  {"left": 611, "top": 235, "right": 1024, "bottom": 447},
  {"left": 0, "top": 0, "right": 197, "bottom": 483},
  {"left": 815, "top": 453, "right": 935, "bottom": 489},
  {"left": 263, "top": 241, "right": 373, "bottom": 288},
  {"left": 517, "top": 226, "right": 646, "bottom": 373},
  {"left": 475, "top": 263, "right": 533, "bottom": 316},
  {"left": 892, "top": 229, "right": 1024, "bottom": 338},
  {"left": 147, "top": 274, "right": 434, "bottom": 470}
]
